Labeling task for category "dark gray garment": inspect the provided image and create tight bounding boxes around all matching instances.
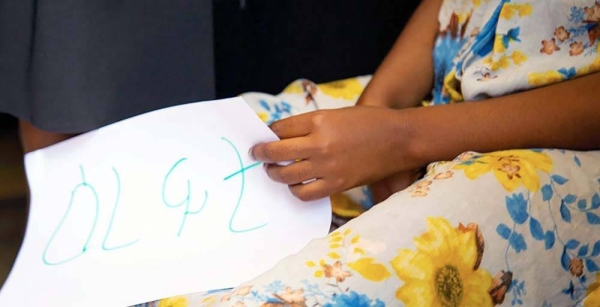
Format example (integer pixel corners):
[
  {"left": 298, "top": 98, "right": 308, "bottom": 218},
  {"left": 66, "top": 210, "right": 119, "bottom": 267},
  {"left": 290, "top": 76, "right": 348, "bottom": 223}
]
[{"left": 0, "top": 0, "right": 215, "bottom": 133}]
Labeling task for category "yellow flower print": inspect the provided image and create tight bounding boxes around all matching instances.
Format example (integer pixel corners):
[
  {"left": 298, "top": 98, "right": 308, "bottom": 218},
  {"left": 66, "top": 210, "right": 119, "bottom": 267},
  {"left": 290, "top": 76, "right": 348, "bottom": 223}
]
[
  {"left": 500, "top": 3, "right": 532, "bottom": 20},
  {"left": 527, "top": 70, "right": 565, "bottom": 86},
  {"left": 351, "top": 237, "right": 387, "bottom": 258},
  {"left": 454, "top": 150, "right": 553, "bottom": 192},
  {"left": 442, "top": 70, "right": 464, "bottom": 102},
  {"left": 257, "top": 112, "right": 269, "bottom": 123},
  {"left": 585, "top": 273, "right": 600, "bottom": 307},
  {"left": 578, "top": 55, "right": 600, "bottom": 76},
  {"left": 484, "top": 52, "right": 526, "bottom": 71},
  {"left": 328, "top": 251, "right": 342, "bottom": 259},
  {"left": 516, "top": 4, "right": 532, "bottom": 17},
  {"left": 510, "top": 51, "right": 528, "bottom": 66},
  {"left": 307, "top": 230, "right": 352, "bottom": 277},
  {"left": 307, "top": 228, "right": 391, "bottom": 282},
  {"left": 491, "top": 55, "right": 510, "bottom": 71},
  {"left": 307, "top": 259, "right": 327, "bottom": 278},
  {"left": 457, "top": 12, "right": 471, "bottom": 25},
  {"left": 472, "top": 0, "right": 482, "bottom": 8},
  {"left": 200, "top": 295, "right": 216, "bottom": 307},
  {"left": 327, "top": 228, "right": 349, "bottom": 249},
  {"left": 391, "top": 218, "right": 493, "bottom": 307},
  {"left": 330, "top": 193, "right": 365, "bottom": 219},
  {"left": 347, "top": 257, "right": 392, "bottom": 282},
  {"left": 282, "top": 81, "right": 304, "bottom": 94},
  {"left": 500, "top": 5, "right": 516, "bottom": 19},
  {"left": 482, "top": 56, "right": 492, "bottom": 65},
  {"left": 282, "top": 79, "right": 318, "bottom": 106},
  {"left": 158, "top": 296, "right": 189, "bottom": 307},
  {"left": 458, "top": 223, "right": 485, "bottom": 270},
  {"left": 493, "top": 35, "right": 506, "bottom": 53},
  {"left": 318, "top": 78, "right": 364, "bottom": 100},
  {"left": 483, "top": 55, "right": 504, "bottom": 71}
]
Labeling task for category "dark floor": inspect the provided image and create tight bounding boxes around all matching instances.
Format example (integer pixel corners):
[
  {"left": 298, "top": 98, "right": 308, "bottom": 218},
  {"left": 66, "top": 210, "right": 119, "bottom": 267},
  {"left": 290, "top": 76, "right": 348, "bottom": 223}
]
[{"left": 0, "top": 125, "right": 28, "bottom": 288}]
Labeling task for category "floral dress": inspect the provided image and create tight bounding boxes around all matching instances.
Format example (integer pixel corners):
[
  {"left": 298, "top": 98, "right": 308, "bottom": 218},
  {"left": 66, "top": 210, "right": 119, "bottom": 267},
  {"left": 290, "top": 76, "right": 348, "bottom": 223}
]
[{"left": 137, "top": 1, "right": 600, "bottom": 306}]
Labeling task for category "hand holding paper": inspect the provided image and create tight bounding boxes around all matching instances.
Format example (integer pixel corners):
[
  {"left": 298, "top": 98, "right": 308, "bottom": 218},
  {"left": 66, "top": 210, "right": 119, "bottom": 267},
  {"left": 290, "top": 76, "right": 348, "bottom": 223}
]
[
  {"left": 0, "top": 97, "right": 331, "bottom": 307},
  {"left": 250, "top": 106, "right": 409, "bottom": 201}
]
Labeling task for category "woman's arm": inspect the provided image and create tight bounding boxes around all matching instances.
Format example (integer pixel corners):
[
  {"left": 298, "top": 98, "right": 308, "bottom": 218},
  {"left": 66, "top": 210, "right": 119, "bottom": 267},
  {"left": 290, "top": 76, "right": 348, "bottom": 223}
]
[
  {"left": 251, "top": 72, "right": 600, "bottom": 201},
  {"left": 357, "top": 0, "right": 442, "bottom": 109},
  {"left": 357, "top": 0, "right": 443, "bottom": 202},
  {"left": 404, "top": 72, "right": 600, "bottom": 167}
]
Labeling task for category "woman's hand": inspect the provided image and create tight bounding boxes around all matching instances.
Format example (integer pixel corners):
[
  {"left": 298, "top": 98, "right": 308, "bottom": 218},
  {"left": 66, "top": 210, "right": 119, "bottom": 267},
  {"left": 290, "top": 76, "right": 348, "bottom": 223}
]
[
  {"left": 250, "top": 106, "right": 417, "bottom": 201},
  {"left": 369, "top": 169, "right": 423, "bottom": 204}
]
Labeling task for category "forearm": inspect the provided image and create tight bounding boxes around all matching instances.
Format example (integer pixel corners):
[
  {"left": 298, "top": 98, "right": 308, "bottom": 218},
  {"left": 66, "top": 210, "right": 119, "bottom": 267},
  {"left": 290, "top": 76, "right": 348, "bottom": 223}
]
[
  {"left": 395, "top": 72, "right": 600, "bottom": 168},
  {"left": 357, "top": 0, "right": 442, "bottom": 109}
]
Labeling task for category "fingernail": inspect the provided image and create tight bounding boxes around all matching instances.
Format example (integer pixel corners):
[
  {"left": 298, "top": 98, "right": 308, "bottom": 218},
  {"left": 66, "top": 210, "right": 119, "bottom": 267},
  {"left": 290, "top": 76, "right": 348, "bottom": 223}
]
[{"left": 248, "top": 147, "right": 255, "bottom": 160}]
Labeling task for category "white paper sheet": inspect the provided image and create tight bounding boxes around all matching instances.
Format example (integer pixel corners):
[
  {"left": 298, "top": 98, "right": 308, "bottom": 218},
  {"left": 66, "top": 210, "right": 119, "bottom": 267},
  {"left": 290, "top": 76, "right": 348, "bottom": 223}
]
[{"left": 0, "top": 97, "right": 331, "bottom": 307}]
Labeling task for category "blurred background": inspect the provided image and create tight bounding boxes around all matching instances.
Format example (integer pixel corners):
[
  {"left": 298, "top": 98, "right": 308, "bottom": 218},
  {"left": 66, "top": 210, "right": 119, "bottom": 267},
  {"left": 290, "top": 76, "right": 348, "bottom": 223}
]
[{"left": 0, "top": 0, "right": 418, "bottom": 287}]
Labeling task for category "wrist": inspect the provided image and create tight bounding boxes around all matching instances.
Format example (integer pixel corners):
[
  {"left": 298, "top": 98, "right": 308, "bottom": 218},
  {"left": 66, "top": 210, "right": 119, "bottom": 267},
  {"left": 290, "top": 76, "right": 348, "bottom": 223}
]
[
  {"left": 356, "top": 92, "right": 419, "bottom": 110},
  {"left": 384, "top": 108, "right": 427, "bottom": 172}
]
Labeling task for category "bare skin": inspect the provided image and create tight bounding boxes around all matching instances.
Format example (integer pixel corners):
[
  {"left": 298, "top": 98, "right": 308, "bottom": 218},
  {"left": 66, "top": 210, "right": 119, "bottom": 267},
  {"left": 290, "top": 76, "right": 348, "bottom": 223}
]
[
  {"left": 356, "top": 0, "right": 442, "bottom": 110},
  {"left": 14, "top": 0, "right": 442, "bottom": 195},
  {"left": 17, "top": 0, "right": 600, "bottom": 203},
  {"left": 19, "top": 120, "right": 76, "bottom": 154},
  {"left": 249, "top": 0, "right": 600, "bottom": 202},
  {"left": 355, "top": 0, "right": 442, "bottom": 203}
]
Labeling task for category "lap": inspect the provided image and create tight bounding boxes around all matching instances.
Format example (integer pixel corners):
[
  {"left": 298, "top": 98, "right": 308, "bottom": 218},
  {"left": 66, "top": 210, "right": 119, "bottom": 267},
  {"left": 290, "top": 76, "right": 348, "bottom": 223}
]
[
  {"left": 139, "top": 149, "right": 600, "bottom": 306},
  {"left": 137, "top": 78, "right": 600, "bottom": 306}
]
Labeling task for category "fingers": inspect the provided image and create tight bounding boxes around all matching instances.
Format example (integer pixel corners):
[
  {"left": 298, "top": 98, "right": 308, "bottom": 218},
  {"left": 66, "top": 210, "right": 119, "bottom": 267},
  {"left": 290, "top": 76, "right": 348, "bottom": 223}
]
[
  {"left": 265, "top": 160, "right": 317, "bottom": 185},
  {"left": 289, "top": 179, "right": 332, "bottom": 202},
  {"left": 265, "top": 161, "right": 339, "bottom": 202},
  {"left": 250, "top": 138, "right": 316, "bottom": 163},
  {"left": 268, "top": 112, "right": 313, "bottom": 139},
  {"left": 264, "top": 162, "right": 336, "bottom": 202}
]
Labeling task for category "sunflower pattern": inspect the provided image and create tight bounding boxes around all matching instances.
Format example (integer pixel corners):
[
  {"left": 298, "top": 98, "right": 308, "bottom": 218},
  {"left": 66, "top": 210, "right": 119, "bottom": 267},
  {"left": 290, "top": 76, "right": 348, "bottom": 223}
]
[
  {"left": 135, "top": 147, "right": 600, "bottom": 307},
  {"left": 391, "top": 218, "right": 494, "bottom": 306},
  {"left": 453, "top": 150, "right": 553, "bottom": 192},
  {"left": 133, "top": 1, "right": 600, "bottom": 306}
]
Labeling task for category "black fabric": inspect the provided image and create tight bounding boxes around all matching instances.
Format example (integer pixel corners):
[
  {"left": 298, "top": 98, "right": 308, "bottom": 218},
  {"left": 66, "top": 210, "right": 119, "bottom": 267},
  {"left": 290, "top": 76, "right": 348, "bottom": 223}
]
[
  {"left": 0, "top": 0, "right": 215, "bottom": 133},
  {"left": 213, "top": 0, "right": 418, "bottom": 98}
]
